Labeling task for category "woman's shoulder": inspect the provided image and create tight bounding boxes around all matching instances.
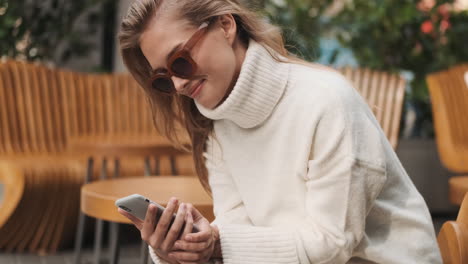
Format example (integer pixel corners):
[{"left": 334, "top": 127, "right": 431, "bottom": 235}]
[
  {"left": 289, "top": 62, "right": 349, "bottom": 88},
  {"left": 284, "top": 61, "right": 358, "bottom": 108}
]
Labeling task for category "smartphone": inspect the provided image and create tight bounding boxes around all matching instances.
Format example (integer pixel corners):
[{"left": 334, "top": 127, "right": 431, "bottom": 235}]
[{"left": 115, "top": 194, "right": 199, "bottom": 233}]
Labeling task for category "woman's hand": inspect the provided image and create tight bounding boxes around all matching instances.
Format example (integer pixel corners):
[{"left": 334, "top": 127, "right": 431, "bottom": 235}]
[
  {"left": 118, "top": 197, "right": 194, "bottom": 264},
  {"left": 169, "top": 204, "right": 221, "bottom": 264}
]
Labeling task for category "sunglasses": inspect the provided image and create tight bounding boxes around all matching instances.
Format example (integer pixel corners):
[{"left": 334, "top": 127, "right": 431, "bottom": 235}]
[{"left": 148, "top": 22, "right": 210, "bottom": 95}]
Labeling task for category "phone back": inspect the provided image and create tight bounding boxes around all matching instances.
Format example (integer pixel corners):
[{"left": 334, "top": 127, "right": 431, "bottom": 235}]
[{"left": 115, "top": 194, "right": 150, "bottom": 220}]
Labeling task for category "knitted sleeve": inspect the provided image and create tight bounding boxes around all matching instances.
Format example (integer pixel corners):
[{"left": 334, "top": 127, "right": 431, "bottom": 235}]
[
  {"left": 212, "top": 94, "right": 388, "bottom": 264},
  {"left": 148, "top": 247, "right": 170, "bottom": 264}
]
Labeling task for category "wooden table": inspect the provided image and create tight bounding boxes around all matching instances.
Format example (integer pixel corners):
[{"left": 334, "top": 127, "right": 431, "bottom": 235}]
[
  {"left": 70, "top": 135, "right": 197, "bottom": 264},
  {"left": 81, "top": 176, "right": 214, "bottom": 223}
]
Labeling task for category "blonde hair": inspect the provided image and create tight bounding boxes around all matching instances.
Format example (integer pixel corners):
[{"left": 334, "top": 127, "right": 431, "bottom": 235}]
[{"left": 119, "top": 0, "right": 305, "bottom": 194}]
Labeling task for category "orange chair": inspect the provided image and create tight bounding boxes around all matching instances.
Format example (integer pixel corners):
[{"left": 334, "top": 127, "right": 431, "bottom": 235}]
[
  {"left": 0, "top": 60, "right": 196, "bottom": 255},
  {"left": 427, "top": 64, "right": 468, "bottom": 205},
  {"left": 438, "top": 193, "right": 468, "bottom": 263}
]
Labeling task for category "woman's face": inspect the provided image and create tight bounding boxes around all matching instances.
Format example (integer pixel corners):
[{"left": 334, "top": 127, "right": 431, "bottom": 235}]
[{"left": 140, "top": 14, "right": 245, "bottom": 109}]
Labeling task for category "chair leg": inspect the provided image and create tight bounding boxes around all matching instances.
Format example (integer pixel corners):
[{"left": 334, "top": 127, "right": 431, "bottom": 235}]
[
  {"left": 73, "top": 158, "right": 94, "bottom": 264},
  {"left": 109, "top": 222, "right": 120, "bottom": 264},
  {"left": 140, "top": 241, "right": 149, "bottom": 264},
  {"left": 147, "top": 251, "right": 153, "bottom": 264},
  {"left": 108, "top": 159, "right": 121, "bottom": 264},
  {"left": 93, "top": 158, "right": 109, "bottom": 264},
  {"left": 94, "top": 219, "right": 104, "bottom": 264},
  {"left": 154, "top": 157, "right": 160, "bottom": 176},
  {"left": 169, "top": 156, "right": 177, "bottom": 176},
  {"left": 72, "top": 212, "right": 87, "bottom": 264},
  {"left": 144, "top": 157, "right": 152, "bottom": 176}
]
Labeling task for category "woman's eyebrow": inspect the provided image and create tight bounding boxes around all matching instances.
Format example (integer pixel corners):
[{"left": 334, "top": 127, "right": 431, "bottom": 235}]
[{"left": 154, "top": 42, "right": 183, "bottom": 71}]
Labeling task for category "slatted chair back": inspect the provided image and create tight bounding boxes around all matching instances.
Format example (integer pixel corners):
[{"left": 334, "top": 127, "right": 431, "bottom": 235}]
[
  {"left": 427, "top": 64, "right": 468, "bottom": 173},
  {"left": 108, "top": 73, "right": 156, "bottom": 136},
  {"left": 0, "top": 60, "right": 160, "bottom": 155},
  {"left": 0, "top": 61, "right": 69, "bottom": 155},
  {"left": 62, "top": 72, "right": 156, "bottom": 139},
  {"left": 0, "top": 62, "right": 12, "bottom": 154},
  {"left": 438, "top": 193, "right": 468, "bottom": 264},
  {"left": 340, "top": 67, "right": 406, "bottom": 149}
]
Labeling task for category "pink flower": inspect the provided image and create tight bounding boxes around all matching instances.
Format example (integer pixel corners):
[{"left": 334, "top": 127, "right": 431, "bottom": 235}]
[
  {"left": 421, "top": 20, "right": 434, "bottom": 34},
  {"left": 437, "top": 4, "right": 451, "bottom": 18},
  {"left": 417, "top": 0, "right": 436, "bottom": 12},
  {"left": 440, "top": 19, "right": 451, "bottom": 32}
]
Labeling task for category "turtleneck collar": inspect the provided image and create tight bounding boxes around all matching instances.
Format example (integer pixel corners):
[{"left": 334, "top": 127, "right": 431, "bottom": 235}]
[{"left": 195, "top": 40, "right": 290, "bottom": 129}]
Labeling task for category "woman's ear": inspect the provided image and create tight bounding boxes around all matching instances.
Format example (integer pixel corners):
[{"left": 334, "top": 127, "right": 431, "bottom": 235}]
[{"left": 218, "top": 14, "right": 237, "bottom": 45}]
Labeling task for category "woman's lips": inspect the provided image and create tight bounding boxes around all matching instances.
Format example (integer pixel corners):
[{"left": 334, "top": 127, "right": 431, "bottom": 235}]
[{"left": 190, "top": 80, "right": 205, "bottom": 98}]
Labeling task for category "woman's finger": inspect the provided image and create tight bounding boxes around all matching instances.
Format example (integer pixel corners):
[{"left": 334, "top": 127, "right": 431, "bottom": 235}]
[
  {"left": 160, "top": 203, "right": 187, "bottom": 251},
  {"left": 187, "top": 204, "right": 204, "bottom": 222},
  {"left": 181, "top": 210, "right": 194, "bottom": 238},
  {"left": 118, "top": 208, "right": 143, "bottom": 230},
  {"left": 184, "top": 230, "right": 211, "bottom": 243},
  {"left": 141, "top": 204, "right": 158, "bottom": 242},
  {"left": 174, "top": 240, "right": 209, "bottom": 252},
  {"left": 149, "top": 197, "right": 178, "bottom": 249}
]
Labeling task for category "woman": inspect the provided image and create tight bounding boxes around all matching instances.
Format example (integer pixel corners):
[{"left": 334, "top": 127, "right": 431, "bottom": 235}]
[{"left": 117, "top": 0, "right": 442, "bottom": 263}]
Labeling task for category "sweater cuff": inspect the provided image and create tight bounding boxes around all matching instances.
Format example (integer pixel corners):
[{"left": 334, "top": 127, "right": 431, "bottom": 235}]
[
  {"left": 148, "top": 246, "right": 170, "bottom": 264},
  {"left": 218, "top": 224, "right": 299, "bottom": 263},
  {"left": 149, "top": 246, "right": 216, "bottom": 264}
]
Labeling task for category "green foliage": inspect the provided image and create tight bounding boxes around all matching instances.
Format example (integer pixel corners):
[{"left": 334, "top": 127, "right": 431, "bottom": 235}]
[
  {"left": 330, "top": 0, "right": 468, "bottom": 102},
  {"left": 0, "top": 0, "right": 110, "bottom": 64},
  {"left": 262, "top": 0, "right": 331, "bottom": 61},
  {"left": 328, "top": 0, "right": 468, "bottom": 137}
]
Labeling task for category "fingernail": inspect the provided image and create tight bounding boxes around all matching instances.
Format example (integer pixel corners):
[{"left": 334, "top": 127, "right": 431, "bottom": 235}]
[
  {"left": 174, "top": 242, "right": 181, "bottom": 247},
  {"left": 180, "top": 203, "right": 185, "bottom": 210},
  {"left": 185, "top": 235, "right": 192, "bottom": 241}
]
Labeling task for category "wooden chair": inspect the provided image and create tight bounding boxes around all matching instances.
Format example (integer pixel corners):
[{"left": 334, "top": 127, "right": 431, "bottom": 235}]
[
  {"left": 0, "top": 158, "right": 83, "bottom": 254},
  {"left": 0, "top": 59, "right": 196, "bottom": 255},
  {"left": 340, "top": 67, "right": 406, "bottom": 149},
  {"left": 0, "top": 61, "right": 84, "bottom": 254},
  {"left": 62, "top": 69, "right": 194, "bottom": 177},
  {"left": 0, "top": 161, "right": 24, "bottom": 232},
  {"left": 0, "top": 60, "right": 70, "bottom": 156},
  {"left": 438, "top": 193, "right": 468, "bottom": 264},
  {"left": 427, "top": 64, "right": 468, "bottom": 205}
]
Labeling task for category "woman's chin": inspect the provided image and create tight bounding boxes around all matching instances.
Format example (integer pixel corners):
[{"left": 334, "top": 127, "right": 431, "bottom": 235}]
[{"left": 195, "top": 96, "right": 220, "bottom": 110}]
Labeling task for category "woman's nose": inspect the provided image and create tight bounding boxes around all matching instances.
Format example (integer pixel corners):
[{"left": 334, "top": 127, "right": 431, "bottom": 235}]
[{"left": 171, "top": 76, "right": 190, "bottom": 93}]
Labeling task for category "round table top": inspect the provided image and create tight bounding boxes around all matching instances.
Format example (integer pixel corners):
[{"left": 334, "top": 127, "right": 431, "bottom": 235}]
[{"left": 81, "top": 176, "right": 213, "bottom": 223}]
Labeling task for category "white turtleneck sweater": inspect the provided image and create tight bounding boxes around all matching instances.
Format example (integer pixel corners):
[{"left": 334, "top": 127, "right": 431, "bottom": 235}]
[{"left": 150, "top": 41, "right": 442, "bottom": 264}]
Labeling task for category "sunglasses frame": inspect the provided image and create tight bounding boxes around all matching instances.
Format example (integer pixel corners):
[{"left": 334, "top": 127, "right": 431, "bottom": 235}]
[{"left": 148, "top": 22, "right": 210, "bottom": 95}]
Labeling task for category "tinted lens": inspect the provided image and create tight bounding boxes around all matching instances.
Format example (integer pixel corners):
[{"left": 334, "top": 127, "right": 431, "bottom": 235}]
[
  {"left": 152, "top": 77, "right": 174, "bottom": 94},
  {"left": 171, "top": 57, "right": 194, "bottom": 77}
]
